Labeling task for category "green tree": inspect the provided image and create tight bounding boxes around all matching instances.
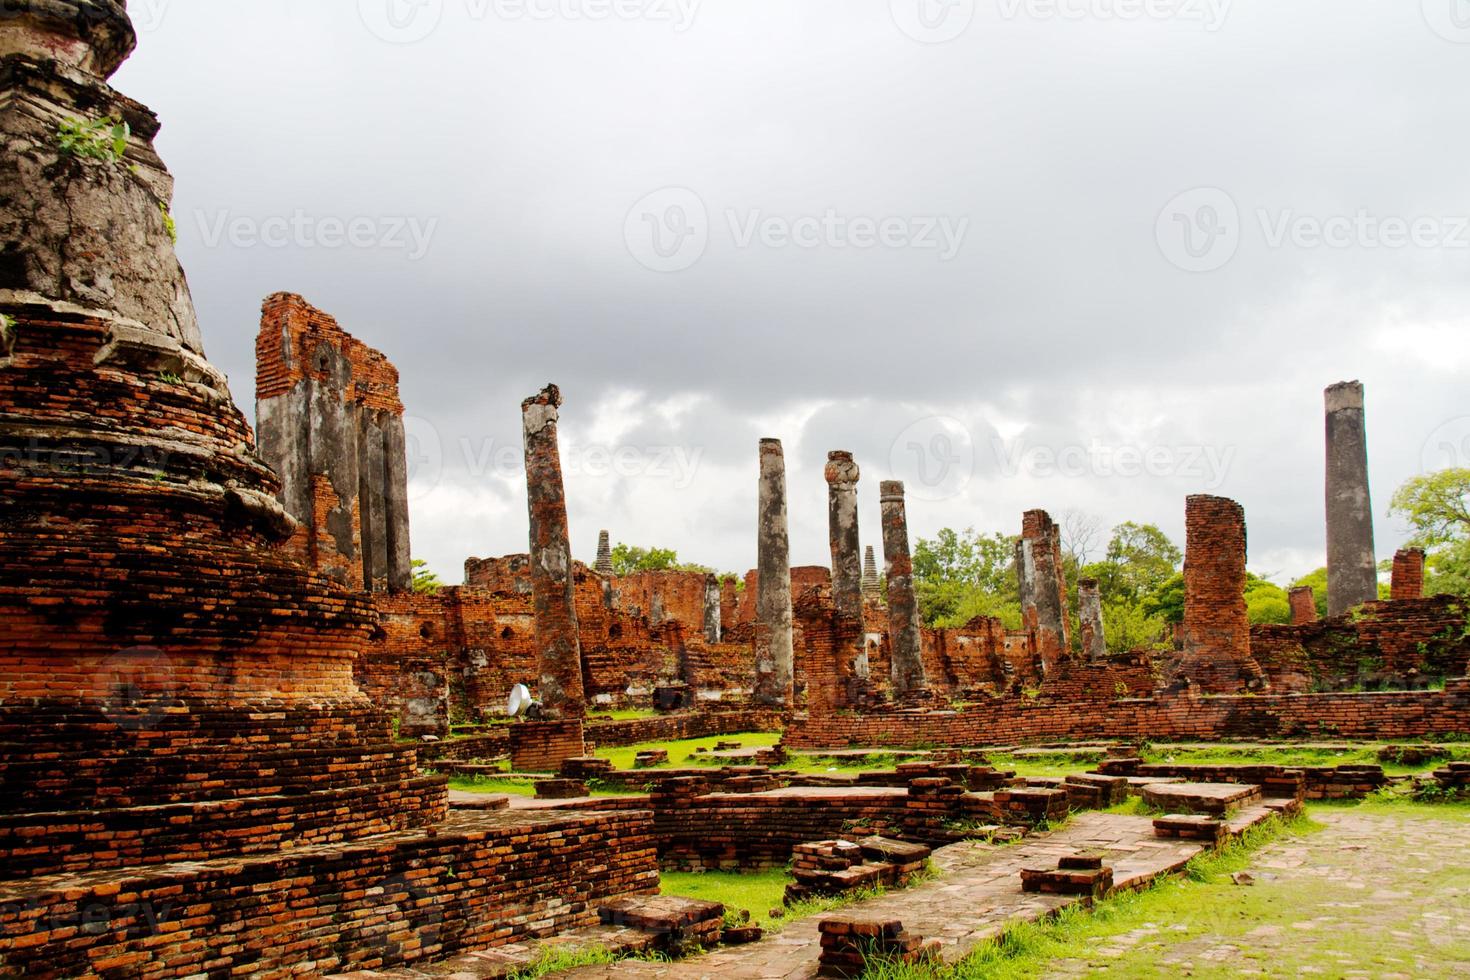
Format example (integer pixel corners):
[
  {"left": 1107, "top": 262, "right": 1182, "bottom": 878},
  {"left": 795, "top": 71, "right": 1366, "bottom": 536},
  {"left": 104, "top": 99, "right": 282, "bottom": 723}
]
[
  {"left": 1143, "top": 572, "right": 1185, "bottom": 624},
  {"left": 1390, "top": 469, "right": 1470, "bottom": 600},
  {"left": 411, "top": 559, "right": 443, "bottom": 595},
  {"left": 608, "top": 543, "right": 712, "bottom": 577},
  {"left": 1103, "top": 598, "right": 1170, "bottom": 652},
  {"left": 1086, "top": 522, "right": 1182, "bottom": 605},
  {"left": 912, "top": 527, "right": 1019, "bottom": 628},
  {"left": 1244, "top": 574, "right": 1291, "bottom": 625},
  {"left": 1290, "top": 567, "right": 1330, "bottom": 618}
]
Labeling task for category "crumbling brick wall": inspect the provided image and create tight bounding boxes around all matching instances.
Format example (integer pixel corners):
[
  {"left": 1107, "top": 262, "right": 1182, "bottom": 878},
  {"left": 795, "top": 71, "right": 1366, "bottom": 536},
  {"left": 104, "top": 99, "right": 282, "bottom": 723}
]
[
  {"left": 256, "top": 293, "right": 411, "bottom": 593},
  {"left": 1251, "top": 595, "right": 1470, "bottom": 692},
  {"left": 1177, "top": 495, "right": 1265, "bottom": 693}
]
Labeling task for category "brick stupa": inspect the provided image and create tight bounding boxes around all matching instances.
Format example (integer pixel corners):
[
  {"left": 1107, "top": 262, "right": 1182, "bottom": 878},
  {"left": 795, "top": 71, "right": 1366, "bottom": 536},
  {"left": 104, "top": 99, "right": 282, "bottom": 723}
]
[{"left": 0, "top": 2, "right": 654, "bottom": 973}]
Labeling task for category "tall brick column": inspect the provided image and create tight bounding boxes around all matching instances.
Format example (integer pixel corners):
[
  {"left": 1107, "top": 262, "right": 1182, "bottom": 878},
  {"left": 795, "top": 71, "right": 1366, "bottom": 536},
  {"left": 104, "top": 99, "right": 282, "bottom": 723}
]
[
  {"left": 1391, "top": 548, "right": 1426, "bottom": 601},
  {"left": 1289, "top": 586, "right": 1319, "bottom": 625},
  {"left": 826, "top": 452, "right": 864, "bottom": 621},
  {"left": 1077, "top": 578, "right": 1106, "bottom": 660},
  {"left": 594, "top": 530, "right": 614, "bottom": 576},
  {"left": 880, "top": 481, "right": 928, "bottom": 697},
  {"left": 824, "top": 452, "right": 865, "bottom": 711},
  {"left": 862, "top": 546, "right": 882, "bottom": 603},
  {"left": 755, "top": 439, "right": 794, "bottom": 707},
  {"left": 1325, "top": 381, "right": 1378, "bottom": 616},
  {"left": 1016, "top": 510, "right": 1072, "bottom": 677},
  {"left": 521, "top": 385, "right": 586, "bottom": 721},
  {"left": 1180, "top": 495, "right": 1264, "bottom": 693},
  {"left": 702, "top": 573, "right": 722, "bottom": 643}
]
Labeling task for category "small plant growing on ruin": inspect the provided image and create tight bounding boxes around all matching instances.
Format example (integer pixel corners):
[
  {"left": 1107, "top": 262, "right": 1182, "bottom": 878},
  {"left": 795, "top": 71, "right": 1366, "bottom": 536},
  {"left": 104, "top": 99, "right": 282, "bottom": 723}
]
[
  {"left": 157, "top": 371, "right": 183, "bottom": 384},
  {"left": 159, "top": 202, "right": 177, "bottom": 244},
  {"left": 57, "top": 115, "right": 130, "bottom": 163}
]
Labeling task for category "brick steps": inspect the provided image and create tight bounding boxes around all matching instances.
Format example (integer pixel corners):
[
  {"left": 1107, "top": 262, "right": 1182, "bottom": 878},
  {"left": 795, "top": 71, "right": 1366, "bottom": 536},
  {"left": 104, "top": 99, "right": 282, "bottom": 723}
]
[{"left": 0, "top": 774, "right": 448, "bottom": 877}]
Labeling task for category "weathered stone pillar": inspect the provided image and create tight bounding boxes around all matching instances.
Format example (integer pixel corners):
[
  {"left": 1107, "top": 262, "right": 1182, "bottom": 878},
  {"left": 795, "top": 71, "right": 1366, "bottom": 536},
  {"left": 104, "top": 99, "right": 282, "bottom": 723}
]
[
  {"left": 826, "top": 452, "right": 864, "bottom": 622},
  {"left": 1180, "top": 495, "right": 1264, "bottom": 693},
  {"left": 522, "top": 385, "right": 585, "bottom": 720},
  {"left": 1016, "top": 510, "right": 1071, "bottom": 677},
  {"left": 755, "top": 439, "right": 794, "bottom": 707},
  {"left": 862, "top": 546, "right": 882, "bottom": 603},
  {"left": 1077, "top": 578, "right": 1106, "bottom": 660},
  {"left": 720, "top": 576, "right": 739, "bottom": 636},
  {"left": 1326, "top": 381, "right": 1378, "bottom": 616},
  {"left": 702, "top": 573, "right": 722, "bottom": 644},
  {"left": 1289, "top": 586, "right": 1319, "bottom": 625},
  {"left": 595, "top": 530, "right": 614, "bottom": 577},
  {"left": 1391, "top": 548, "right": 1426, "bottom": 601},
  {"left": 880, "top": 481, "right": 927, "bottom": 697}
]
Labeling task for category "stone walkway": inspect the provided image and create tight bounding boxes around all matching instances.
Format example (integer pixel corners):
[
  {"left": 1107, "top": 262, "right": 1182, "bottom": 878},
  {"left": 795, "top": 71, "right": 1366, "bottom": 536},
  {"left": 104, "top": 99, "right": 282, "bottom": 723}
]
[
  {"left": 558, "top": 806, "right": 1280, "bottom": 979},
  {"left": 1044, "top": 807, "right": 1470, "bottom": 978}
]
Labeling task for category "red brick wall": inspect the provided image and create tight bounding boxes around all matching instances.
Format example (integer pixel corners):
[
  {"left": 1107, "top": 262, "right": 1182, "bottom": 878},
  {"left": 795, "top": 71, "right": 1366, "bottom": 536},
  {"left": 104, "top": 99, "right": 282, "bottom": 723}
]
[
  {"left": 787, "top": 678, "right": 1470, "bottom": 747},
  {"left": 1179, "top": 495, "right": 1263, "bottom": 693},
  {"left": 1392, "top": 549, "right": 1426, "bottom": 601}
]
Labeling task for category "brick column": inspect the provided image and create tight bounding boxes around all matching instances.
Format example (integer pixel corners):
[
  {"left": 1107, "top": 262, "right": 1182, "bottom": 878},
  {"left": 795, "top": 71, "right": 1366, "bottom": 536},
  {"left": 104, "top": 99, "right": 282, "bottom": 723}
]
[
  {"left": 1016, "top": 510, "right": 1071, "bottom": 677},
  {"left": 881, "top": 481, "right": 927, "bottom": 697},
  {"left": 521, "top": 384, "right": 585, "bottom": 720},
  {"left": 1325, "top": 381, "right": 1378, "bottom": 616},
  {"left": 1391, "top": 548, "right": 1426, "bottom": 600},
  {"left": 1077, "top": 578, "right": 1106, "bottom": 660},
  {"left": 825, "top": 452, "right": 865, "bottom": 712},
  {"left": 1181, "top": 495, "right": 1264, "bottom": 693},
  {"left": 862, "top": 546, "right": 882, "bottom": 603},
  {"left": 594, "top": 530, "right": 614, "bottom": 576},
  {"left": 755, "top": 439, "right": 794, "bottom": 707},
  {"left": 1289, "top": 586, "right": 1319, "bottom": 625}
]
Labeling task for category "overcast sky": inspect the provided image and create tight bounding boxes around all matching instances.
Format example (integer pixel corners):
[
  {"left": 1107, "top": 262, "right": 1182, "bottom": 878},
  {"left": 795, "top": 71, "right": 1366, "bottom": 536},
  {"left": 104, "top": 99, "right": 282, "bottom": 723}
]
[{"left": 113, "top": 0, "right": 1470, "bottom": 584}]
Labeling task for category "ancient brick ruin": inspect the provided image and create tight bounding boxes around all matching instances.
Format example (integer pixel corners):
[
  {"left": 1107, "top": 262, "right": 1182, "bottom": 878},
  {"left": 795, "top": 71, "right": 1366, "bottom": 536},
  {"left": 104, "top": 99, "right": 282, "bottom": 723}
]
[{"left": 2, "top": 5, "right": 1468, "bottom": 976}]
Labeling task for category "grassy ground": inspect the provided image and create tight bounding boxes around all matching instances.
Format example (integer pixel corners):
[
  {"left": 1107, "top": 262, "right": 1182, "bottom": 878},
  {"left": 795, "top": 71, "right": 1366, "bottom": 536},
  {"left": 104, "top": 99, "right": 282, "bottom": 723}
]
[
  {"left": 659, "top": 865, "right": 939, "bottom": 933},
  {"left": 592, "top": 731, "right": 782, "bottom": 771},
  {"left": 446, "top": 775, "right": 643, "bottom": 798}
]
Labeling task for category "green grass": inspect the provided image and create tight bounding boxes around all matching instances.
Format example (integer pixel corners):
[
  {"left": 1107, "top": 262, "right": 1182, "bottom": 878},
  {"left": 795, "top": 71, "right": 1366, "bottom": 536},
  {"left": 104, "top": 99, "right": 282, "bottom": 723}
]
[
  {"left": 594, "top": 731, "right": 782, "bottom": 771},
  {"left": 505, "top": 945, "right": 618, "bottom": 978},
  {"left": 859, "top": 812, "right": 1320, "bottom": 979},
  {"left": 446, "top": 775, "right": 642, "bottom": 798},
  {"left": 1136, "top": 741, "right": 1470, "bottom": 775},
  {"left": 587, "top": 707, "right": 664, "bottom": 722},
  {"left": 660, "top": 863, "right": 940, "bottom": 934}
]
